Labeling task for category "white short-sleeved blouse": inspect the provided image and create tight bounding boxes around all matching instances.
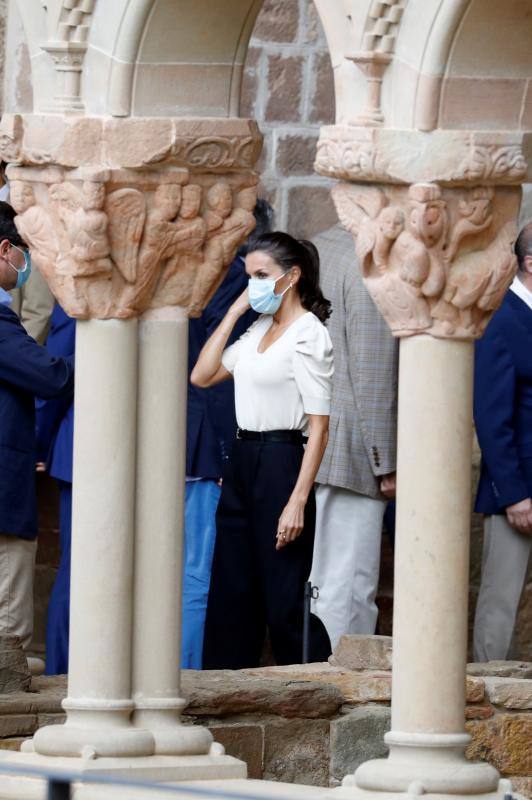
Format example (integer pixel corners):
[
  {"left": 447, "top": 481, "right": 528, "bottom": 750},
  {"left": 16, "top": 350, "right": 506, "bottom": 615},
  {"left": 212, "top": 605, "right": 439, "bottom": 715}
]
[{"left": 222, "top": 312, "right": 334, "bottom": 433}]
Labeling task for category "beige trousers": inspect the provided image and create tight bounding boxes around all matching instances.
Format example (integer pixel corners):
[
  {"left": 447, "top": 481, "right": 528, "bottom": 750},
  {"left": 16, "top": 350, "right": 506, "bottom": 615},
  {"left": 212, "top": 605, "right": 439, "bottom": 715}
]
[
  {"left": 473, "top": 514, "right": 532, "bottom": 662},
  {"left": 0, "top": 534, "right": 37, "bottom": 651}
]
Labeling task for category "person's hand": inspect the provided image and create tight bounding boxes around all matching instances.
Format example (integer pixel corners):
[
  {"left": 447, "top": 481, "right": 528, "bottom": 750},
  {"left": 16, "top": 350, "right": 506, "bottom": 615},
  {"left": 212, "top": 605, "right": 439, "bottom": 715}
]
[
  {"left": 380, "top": 472, "right": 396, "bottom": 499},
  {"left": 506, "top": 498, "right": 532, "bottom": 536},
  {"left": 35, "top": 462, "right": 46, "bottom": 473},
  {"left": 228, "top": 287, "right": 251, "bottom": 318},
  {"left": 276, "top": 498, "right": 306, "bottom": 550}
]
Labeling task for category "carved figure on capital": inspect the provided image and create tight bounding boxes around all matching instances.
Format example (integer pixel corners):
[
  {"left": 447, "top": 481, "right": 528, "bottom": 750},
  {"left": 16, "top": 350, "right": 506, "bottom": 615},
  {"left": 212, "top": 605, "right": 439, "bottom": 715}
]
[
  {"left": 9, "top": 168, "right": 258, "bottom": 320},
  {"left": 332, "top": 180, "right": 518, "bottom": 339}
]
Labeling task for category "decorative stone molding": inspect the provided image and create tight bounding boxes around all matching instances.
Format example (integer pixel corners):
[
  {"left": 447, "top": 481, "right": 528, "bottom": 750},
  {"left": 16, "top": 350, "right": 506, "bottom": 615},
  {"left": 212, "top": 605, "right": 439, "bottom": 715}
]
[
  {"left": 0, "top": 115, "right": 263, "bottom": 173},
  {"left": 0, "top": 114, "right": 261, "bottom": 320},
  {"left": 332, "top": 181, "right": 520, "bottom": 339},
  {"left": 315, "top": 126, "right": 531, "bottom": 185},
  {"left": 8, "top": 165, "right": 257, "bottom": 320},
  {"left": 41, "top": 0, "right": 96, "bottom": 112}
]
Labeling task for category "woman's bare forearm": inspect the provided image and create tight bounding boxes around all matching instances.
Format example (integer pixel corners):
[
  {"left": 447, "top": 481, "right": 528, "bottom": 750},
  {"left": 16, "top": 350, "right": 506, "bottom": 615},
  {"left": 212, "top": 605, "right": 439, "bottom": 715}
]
[
  {"left": 291, "top": 418, "right": 329, "bottom": 504},
  {"left": 190, "top": 309, "right": 241, "bottom": 387}
]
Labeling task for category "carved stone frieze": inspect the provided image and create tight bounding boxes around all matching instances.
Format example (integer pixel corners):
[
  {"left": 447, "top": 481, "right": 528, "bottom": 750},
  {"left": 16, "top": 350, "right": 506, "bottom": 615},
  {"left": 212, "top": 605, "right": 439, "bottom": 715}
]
[
  {"left": 0, "top": 115, "right": 263, "bottom": 173},
  {"left": 8, "top": 166, "right": 257, "bottom": 320},
  {"left": 332, "top": 181, "right": 520, "bottom": 339},
  {"left": 315, "top": 126, "right": 531, "bottom": 185}
]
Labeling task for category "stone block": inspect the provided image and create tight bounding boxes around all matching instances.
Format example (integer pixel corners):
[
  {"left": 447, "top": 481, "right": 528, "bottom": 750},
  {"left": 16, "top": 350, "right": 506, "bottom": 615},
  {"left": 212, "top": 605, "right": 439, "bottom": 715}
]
[
  {"left": 330, "top": 705, "right": 391, "bottom": 786},
  {"left": 484, "top": 678, "right": 532, "bottom": 710},
  {"left": 244, "top": 663, "right": 391, "bottom": 704},
  {"left": 181, "top": 670, "right": 343, "bottom": 718},
  {"left": 263, "top": 718, "right": 330, "bottom": 786},
  {"left": 305, "top": 2, "right": 327, "bottom": 46},
  {"left": 0, "top": 714, "right": 37, "bottom": 737},
  {"left": 512, "top": 777, "right": 532, "bottom": 799},
  {"left": 208, "top": 723, "right": 263, "bottom": 779},
  {"left": 0, "top": 636, "right": 31, "bottom": 694},
  {"left": 265, "top": 55, "right": 303, "bottom": 123},
  {"left": 276, "top": 134, "right": 318, "bottom": 176},
  {"left": 0, "top": 737, "right": 26, "bottom": 752},
  {"left": 308, "top": 52, "right": 335, "bottom": 124},
  {"left": 466, "top": 677, "right": 486, "bottom": 703},
  {"left": 253, "top": 0, "right": 299, "bottom": 43},
  {"left": 467, "top": 661, "right": 532, "bottom": 679},
  {"left": 286, "top": 184, "right": 338, "bottom": 240},
  {"left": 37, "top": 713, "right": 66, "bottom": 728},
  {"left": 331, "top": 635, "right": 393, "bottom": 671},
  {"left": 240, "top": 68, "right": 259, "bottom": 118},
  {"left": 466, "top": 713, "right": 532, "bottom": 775},
  {"left": 465, "top": 704, "right": 494, "bottom": 720}
]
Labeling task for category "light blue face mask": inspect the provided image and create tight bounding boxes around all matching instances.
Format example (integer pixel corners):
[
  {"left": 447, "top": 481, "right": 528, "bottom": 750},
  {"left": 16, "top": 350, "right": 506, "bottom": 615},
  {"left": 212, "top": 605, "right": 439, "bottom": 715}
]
[
  {"left": 248, "top": 272, "right": 293, "bottom": 315},
  {"left": 7, "top": 245, "right": 32, "bottom": 290}
]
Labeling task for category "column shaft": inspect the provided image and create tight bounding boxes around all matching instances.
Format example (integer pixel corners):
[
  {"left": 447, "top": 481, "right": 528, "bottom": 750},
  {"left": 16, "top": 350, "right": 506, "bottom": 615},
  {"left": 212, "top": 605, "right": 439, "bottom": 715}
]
[
  {"left": 132, "top": 307, "right": 213, "bottom": 755},
  {"left": 33, "top": 319, "right": 153, "bottom": 758}
]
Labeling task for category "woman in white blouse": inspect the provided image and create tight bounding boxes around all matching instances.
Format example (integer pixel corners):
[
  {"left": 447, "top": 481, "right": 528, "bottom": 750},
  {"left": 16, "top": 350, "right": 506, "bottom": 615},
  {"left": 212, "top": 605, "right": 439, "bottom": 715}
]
[{"left": 192, "top": 232, "right": 333, "bottom": 668}]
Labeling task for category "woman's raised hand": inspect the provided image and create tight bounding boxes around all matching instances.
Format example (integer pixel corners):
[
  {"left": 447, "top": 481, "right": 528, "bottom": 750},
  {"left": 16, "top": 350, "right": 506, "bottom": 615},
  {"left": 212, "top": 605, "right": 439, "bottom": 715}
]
[{"left": 228, "top": 287, "right": 251, "bottom": 317}]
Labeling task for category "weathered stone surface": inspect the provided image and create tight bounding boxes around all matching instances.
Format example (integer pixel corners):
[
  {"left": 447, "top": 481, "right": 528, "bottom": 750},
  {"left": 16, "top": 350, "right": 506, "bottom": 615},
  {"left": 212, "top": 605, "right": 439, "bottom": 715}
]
[
  {"left": 0, "top": 675, "right": 65, "bottom": 716},
  {"left": 483, "top": 677, "right": 532, "bottom": 710},
  {"left": 467, "top": 661, "right": 532, "bottom": 679},
  {"left": 466, "top": 713, "right": 532, "bottom": 774},
  {"left": 208, "top": 723, "right": 263, "bottom": 779},
  {"left": 0, "top": 636, "right": 31, "bottom": 694},
  {"left": 512, "top": 777, "right": 532, "bottom": 799},
  {"left": 0, "top": 714, "right": 37, "bottom": 737},
  {"left": 305, "top": 2, "right": 327, "bottom": 46},
  {"left": 0, "top": 737, "right": 26, "bottom": 752},
  {"left": 330, "top": 635, "right": 393, "bottom": 672},
  {"left": 243, "top": 663, "right": 391, "bottom": 704},
  {"left": 181, "top": 670, "right": 343, "bottom": 718},
  {"left": 253, "top": 0, "right": 299, "bottom": 43},
  {"left": 330, "top": 705, "right": 390, "bottom": 786},
  {"left": 265, "top": 55, "right": 303, "bottom": 122},
  {"left": 308, "top": 52, "right": 335, "bottom": 124},
  {"left": 466, "top": 677, "right": 486, "bottom": 704},
  {"left": 276, "top": 134, "right": 318, "bottom": 177},
  {"left": 287, "top": 184, "right": 338, "bottom": 240},
  {"left": 263, "top": 718, "right": 330, "bottom": 786},
  {"left": 465, "top": 704, "right": 494, "bottom": 720}
]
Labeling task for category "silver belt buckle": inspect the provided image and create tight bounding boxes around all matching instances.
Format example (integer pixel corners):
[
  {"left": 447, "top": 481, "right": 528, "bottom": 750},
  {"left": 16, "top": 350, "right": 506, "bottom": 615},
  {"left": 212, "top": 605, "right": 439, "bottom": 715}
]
[{"left": 236, "top": 428, "right": 242, "bottom": 440}]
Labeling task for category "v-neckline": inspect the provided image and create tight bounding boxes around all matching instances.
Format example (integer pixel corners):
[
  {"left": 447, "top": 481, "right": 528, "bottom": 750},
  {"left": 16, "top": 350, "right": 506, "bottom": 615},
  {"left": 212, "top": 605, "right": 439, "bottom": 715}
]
[{"left": 256, "top": 312, "right": 311, "bottom": 355}]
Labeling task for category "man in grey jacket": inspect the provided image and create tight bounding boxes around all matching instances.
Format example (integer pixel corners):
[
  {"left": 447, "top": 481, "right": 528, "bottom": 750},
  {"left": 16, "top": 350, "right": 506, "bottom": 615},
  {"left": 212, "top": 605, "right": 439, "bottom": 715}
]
[{"left": 310, "top": 224, "right": 399, "bottom": 649}]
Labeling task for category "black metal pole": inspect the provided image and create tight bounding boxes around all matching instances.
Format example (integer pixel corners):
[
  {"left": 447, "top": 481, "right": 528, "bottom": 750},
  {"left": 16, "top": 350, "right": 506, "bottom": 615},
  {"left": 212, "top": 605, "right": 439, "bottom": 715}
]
[{"left": 47, "top": 779, "right": 71, "bottom": 800}]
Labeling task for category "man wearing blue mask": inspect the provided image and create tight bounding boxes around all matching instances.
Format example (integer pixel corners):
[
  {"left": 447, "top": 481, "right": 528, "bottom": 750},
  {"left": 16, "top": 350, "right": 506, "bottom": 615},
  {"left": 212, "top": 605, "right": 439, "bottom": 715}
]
[{"left": 0, "top": 201, "right": 74, "bottom": 661}]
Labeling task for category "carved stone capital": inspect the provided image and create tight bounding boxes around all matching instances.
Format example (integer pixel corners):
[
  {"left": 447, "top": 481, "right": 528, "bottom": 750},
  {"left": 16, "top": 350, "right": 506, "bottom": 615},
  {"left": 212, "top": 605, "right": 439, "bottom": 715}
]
[
  {"left": 332, "top": 181, "right": 520, "bottom": 340},
  {"left": 316, "top": 126, "right": 530, "bottom": 186},
  {"left": 1, "top": 114, "right": 262, "bottom": 320}
]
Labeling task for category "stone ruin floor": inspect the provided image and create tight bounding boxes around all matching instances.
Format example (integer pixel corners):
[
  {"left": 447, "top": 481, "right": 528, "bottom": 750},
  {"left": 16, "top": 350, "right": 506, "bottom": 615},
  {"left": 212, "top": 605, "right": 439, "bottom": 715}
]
[{"left": 0, "top": 639, "right": 530, "bottom": 796}]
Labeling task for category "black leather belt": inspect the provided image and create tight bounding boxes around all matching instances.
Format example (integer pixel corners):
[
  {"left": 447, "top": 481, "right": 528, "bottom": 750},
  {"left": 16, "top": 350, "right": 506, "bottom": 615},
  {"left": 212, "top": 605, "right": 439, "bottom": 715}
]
[{"left": 236, "top": 428, "right": 307, "bottom": 444}]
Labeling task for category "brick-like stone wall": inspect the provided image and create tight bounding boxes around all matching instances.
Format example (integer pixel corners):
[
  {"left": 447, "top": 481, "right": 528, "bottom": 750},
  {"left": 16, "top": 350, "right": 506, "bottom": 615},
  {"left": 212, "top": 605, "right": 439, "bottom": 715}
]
[{"left": 241, "top": 0, "right": 338, "bottom": 239}]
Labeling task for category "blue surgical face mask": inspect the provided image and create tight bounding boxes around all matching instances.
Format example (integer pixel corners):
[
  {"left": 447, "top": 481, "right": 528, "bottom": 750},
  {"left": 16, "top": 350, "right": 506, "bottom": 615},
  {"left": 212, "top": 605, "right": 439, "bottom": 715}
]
[
  {"left": 7, "top": 245, "right": 31, "bottom": 290},
  {"left": 248, "top": 272, "right": 293, "bottom": 315}
]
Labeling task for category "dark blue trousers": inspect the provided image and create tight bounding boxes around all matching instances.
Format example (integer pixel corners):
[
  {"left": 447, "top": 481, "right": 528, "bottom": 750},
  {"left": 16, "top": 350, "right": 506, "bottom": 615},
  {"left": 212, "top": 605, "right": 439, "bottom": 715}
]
[
  {"left": 45, "top": 480, "right": 71, "bottom": 675},
  {"left": 203, "top": 438, "right": 331, "bottom": 669}
]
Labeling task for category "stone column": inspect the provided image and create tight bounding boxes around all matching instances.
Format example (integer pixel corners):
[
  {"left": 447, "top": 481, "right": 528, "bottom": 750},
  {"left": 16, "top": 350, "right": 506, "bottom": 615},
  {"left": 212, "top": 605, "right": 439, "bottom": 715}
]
[
  {"left": 318, "top": 134, "right": 526, "bottom": 800},
  {"left": 32, "top": 318, "right": 154, "bottom": 759},
  {"left": 132, "top": 306, "right": 214, "bottom": 757},
  {"left": 0, "top": 115, "right": 259, "bottom": 790}
]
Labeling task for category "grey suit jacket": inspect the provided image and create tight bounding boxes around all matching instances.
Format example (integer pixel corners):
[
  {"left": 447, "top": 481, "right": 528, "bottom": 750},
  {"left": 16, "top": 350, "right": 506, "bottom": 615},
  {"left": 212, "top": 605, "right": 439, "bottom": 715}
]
[{"left": 315, "top": 225, "right": 398, "bottom": 499}]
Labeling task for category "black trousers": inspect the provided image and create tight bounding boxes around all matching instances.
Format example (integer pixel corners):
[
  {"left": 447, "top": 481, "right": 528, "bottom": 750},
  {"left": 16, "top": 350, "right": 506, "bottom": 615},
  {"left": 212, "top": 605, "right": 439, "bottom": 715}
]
[{"left": 202, "top": 438, "right": 331, "bottom": 669}]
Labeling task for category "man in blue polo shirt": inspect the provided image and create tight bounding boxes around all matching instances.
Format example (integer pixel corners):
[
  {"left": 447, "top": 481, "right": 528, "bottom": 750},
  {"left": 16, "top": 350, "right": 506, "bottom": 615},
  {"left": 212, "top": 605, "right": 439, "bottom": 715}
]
[
  {"left": 473, "top": 222, "right": 532, "bottom": 661},
  {"left": 0, "top": 201, "right": 73, "bottom": 656}
]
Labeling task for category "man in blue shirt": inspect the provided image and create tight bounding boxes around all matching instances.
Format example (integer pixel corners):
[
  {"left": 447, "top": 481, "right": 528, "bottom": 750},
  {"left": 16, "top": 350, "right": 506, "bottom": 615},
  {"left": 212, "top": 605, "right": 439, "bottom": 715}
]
[
  {"left": 473, "top": 222, "right": 532, "bottom": 661},
  {"left": 0, "top": 202, "right": 73, "bottom": 656}
]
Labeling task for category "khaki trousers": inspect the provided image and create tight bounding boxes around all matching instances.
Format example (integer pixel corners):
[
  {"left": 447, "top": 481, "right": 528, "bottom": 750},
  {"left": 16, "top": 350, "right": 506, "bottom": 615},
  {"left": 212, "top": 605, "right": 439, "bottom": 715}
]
[
  {"left": 0, "top": 534, "right": 37, "bottom": 651},
  {"left": 473, "top": 514, "right": 531, "bottom": 662},
  {"left": 310, "top": 484, "right": 385, "bottom": 650}
]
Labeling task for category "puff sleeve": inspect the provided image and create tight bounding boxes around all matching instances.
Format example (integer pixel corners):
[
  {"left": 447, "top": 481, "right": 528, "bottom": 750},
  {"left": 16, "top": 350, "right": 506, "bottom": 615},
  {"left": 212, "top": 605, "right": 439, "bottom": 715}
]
[
  {"left": 222, "top": 318, "right": 263, "bottom": 374},
  {"left": 293, "top": 317, "right": 334, "bottom": 415}
]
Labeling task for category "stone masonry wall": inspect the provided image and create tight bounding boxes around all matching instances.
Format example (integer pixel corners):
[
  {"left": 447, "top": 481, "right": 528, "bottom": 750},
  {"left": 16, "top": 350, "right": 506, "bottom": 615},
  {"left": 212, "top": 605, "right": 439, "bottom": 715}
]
[
  {"left": 0, "top": 643, "right": 530, "bottom": 796},
  {"left": 241, "top": 0, "right": 338, "bottom": 239}
]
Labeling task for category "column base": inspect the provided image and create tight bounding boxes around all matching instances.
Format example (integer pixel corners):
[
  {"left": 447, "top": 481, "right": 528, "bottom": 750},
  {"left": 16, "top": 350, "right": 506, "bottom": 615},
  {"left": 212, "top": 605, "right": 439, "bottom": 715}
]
[
  {"left": 134, "top": 700, "right": 215, "bottom": 755},
  {"left": 331, "top": 731, "right": 520, "bottom": 800},
  {"left": 328, "top": 779, "right": 524, "bottom": 800},
  {"left": 0, "top": 750, "right": 246, "bottom": 800}
]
